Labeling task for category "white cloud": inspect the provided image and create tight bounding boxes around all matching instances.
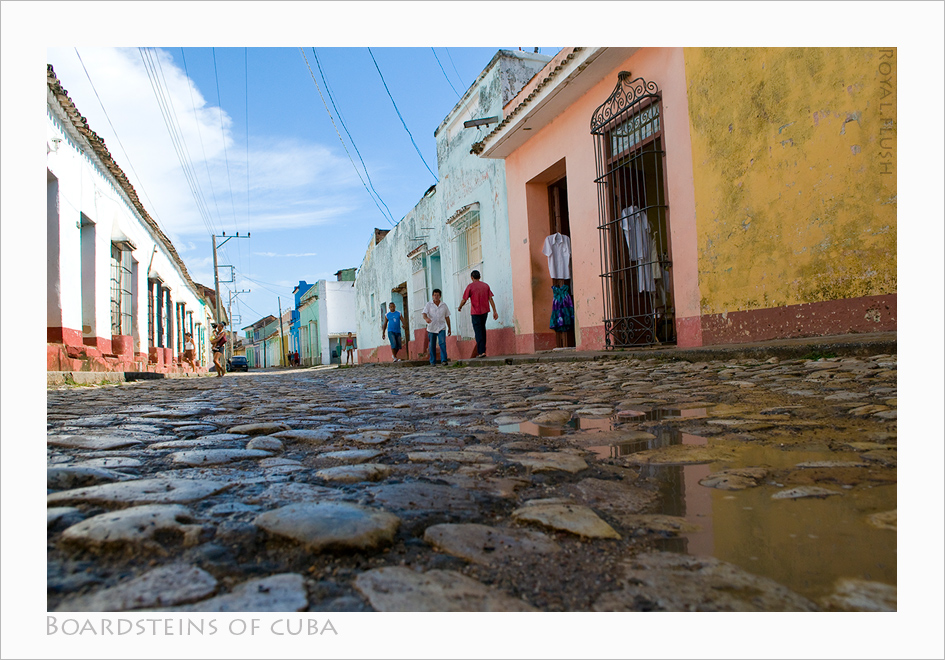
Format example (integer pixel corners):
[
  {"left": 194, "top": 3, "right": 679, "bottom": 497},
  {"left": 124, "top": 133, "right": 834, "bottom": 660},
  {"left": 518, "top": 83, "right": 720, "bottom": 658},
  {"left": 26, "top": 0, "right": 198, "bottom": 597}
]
[{"left": 45, "top": 46, "right": 368, "bottom": 241}]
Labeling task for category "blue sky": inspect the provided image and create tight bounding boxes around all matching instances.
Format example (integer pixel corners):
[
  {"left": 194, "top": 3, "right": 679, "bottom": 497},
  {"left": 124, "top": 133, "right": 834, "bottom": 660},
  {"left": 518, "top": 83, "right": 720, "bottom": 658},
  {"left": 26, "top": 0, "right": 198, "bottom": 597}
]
[
  {"left": 43, "top": 44, "right": 560, "bottom": 327},
  {"left": 3, "top": 5, "right": 944, "bottom": 655}
]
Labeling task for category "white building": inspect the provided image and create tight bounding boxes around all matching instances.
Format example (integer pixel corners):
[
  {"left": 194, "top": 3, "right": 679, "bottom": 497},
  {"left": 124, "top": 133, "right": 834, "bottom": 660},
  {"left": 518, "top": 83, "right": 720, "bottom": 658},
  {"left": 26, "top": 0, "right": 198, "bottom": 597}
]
[
  {"left": 46, "top": 64, "right": 212, "bottom": 373},
  {"left": 353, "top": 50, "right": 551, "bottom": 362},
  {"left": 317, "top": 279, "right": 357, "bottom": 365}
]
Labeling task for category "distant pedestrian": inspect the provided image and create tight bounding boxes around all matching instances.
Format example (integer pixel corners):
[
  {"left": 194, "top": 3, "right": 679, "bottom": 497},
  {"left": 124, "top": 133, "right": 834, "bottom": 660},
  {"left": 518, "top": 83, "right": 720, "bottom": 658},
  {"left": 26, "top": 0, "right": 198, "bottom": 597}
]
[
  {"left": 211, "top": 322, "right": 227, "bottom": 377},
  {"left": 382, "top": 302, "right": 404, "bottom": 362},
  {"left": 183, "top": 333, "right": 196, "bottom": 372},
  {"left": 457, "top": 270, "right": 498, "bottom": 358},
  {"left": 344, "top": 332, "right": 356, "bottom": 366},
  {"left": 422, "top": 289, "right": 451, "bottom": 365}
]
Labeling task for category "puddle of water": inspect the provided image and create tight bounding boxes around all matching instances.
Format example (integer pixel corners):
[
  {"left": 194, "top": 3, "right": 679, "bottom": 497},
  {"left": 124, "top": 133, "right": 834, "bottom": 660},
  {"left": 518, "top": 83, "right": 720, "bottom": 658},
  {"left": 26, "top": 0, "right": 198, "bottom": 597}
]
[
  {"left": 498, "top": 416, "right": 615, "bottom": 437},
  {"left": 500, "top": 408, "right": 896, "bottom": 602},
  {"left": 646, "top": 450, "right": 896, "bottom": 603}
]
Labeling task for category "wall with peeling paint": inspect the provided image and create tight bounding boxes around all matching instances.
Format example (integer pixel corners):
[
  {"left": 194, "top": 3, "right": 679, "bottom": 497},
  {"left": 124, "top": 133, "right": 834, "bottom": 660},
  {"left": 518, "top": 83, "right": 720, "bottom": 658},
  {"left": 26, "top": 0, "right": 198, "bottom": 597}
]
[
  {"left": 684, "top": 48, "right": 897, "bottom": 329},
  {"left": 354, "top": 51, "right": 550, "bottom": 362}
]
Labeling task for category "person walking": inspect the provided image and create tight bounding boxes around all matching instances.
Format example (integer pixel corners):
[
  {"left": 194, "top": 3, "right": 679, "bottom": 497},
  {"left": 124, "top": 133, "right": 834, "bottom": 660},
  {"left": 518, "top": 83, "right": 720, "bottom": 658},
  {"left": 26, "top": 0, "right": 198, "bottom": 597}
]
[
  {"left": 344, "top": 332, "right": 356, "bottom": 366},
  {"left": 183, "top": 333, "right": 197, "bottom": 372},
  {"left": 382, "top": 302, "right": 405, "bottom": 362},
  {"left": 211, "top": 322, "right": 227, "bottom": 377},
  {"left": 457, "top": 270, "right": 498, "bottom": 358},
  {"left": 421, "top": 289, "right": 451, "bottom": 365}
]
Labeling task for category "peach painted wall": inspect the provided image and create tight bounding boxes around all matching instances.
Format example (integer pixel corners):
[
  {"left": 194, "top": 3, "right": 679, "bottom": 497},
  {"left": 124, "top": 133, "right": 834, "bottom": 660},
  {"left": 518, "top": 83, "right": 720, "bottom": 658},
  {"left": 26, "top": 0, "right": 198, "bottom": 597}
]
[{"left": 504, "top": 48, "right": 701, "bottom": 350}]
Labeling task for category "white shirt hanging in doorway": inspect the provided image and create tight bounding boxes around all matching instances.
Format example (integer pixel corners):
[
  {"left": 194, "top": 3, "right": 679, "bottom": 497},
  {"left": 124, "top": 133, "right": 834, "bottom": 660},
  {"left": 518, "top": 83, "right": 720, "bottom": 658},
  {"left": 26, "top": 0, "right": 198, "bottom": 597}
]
[{"left": 542, "top": 233, "right": 572, "bottom": 279}]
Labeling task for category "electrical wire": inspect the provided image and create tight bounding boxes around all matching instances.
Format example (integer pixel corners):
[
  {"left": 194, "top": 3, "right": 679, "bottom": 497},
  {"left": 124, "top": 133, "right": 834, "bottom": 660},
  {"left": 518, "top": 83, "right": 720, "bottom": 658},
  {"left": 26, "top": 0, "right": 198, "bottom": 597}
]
[
  {"left": 311, "top": 47, "right": 396, "bottom": 225},
  {"left": 211, "top": 48, "right": 240, "bottom": 232},
  {"left": 179, "top": 48, "right": 224, "bottom": 235},
  {"left": 138, "top": 47, "right": 217, "bottom": 237},
  {"left": 299, "top": 47, "right": 395, "bottom": 226},
  {"left": 73, "top": 48, "right": 173, "bottom": 237},
  {"left": 244, "top": 47, "right": 252, "bottom": 277},
  {"left": 431, "top": 47, "right": 462, "bottom": 99},
  {"left": 444, "top": 48, "right": 467, "bottom": 92},
  {"left": 367, "top": 47, "right": 438, "bottom": 182}
]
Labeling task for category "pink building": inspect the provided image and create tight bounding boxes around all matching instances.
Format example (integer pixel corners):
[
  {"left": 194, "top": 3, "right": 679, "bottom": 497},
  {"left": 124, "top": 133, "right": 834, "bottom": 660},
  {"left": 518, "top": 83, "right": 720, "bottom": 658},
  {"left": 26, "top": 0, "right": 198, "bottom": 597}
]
[{"left": 476, "top": 47, "right": 896, "bottom": 351}]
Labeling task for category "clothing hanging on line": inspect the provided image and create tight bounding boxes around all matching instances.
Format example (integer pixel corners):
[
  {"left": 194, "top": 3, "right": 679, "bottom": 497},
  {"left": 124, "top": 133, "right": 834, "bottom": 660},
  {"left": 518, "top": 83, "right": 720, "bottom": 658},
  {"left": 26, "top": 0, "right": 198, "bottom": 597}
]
[
  {"left": 542, "top": 233, "right": 572, "bottom": 280},
  {"left": 619, "top": 205, "right": 656, "bottom": 293},
  {"left": 550, "top": 284, "right": 574, "bottom": 332}
]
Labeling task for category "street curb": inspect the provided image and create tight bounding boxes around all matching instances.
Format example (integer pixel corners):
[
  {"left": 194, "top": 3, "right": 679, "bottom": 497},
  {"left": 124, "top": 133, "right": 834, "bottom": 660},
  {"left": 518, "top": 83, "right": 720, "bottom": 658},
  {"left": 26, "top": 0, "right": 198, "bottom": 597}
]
[
  {"left": 47, "top": 371, "right": 214, "bottom": 387},
  {"left": 367, "top": 331, "right": 896, "bottom": 368}
]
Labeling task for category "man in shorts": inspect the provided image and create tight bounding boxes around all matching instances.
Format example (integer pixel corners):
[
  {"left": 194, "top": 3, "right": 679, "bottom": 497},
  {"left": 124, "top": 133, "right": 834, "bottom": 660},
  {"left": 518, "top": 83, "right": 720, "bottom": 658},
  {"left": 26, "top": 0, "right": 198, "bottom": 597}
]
[{"left": 382, "top": 302, "right": 405, "bottom": 362}]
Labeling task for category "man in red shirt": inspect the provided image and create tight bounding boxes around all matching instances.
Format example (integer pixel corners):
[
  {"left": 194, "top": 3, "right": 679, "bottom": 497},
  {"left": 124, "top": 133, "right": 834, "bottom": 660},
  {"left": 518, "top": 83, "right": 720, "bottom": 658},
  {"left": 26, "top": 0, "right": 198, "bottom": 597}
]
[{"left": 457, "top": 270, "right": 498, "bottom": 358}]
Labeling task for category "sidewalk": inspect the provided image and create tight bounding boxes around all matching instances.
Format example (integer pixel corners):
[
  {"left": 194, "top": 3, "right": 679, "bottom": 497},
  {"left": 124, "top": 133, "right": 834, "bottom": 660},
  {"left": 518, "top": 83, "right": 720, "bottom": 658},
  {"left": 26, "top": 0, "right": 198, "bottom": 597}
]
[{"left": 383, "top": 331, "right": 897, "bottom": 368}]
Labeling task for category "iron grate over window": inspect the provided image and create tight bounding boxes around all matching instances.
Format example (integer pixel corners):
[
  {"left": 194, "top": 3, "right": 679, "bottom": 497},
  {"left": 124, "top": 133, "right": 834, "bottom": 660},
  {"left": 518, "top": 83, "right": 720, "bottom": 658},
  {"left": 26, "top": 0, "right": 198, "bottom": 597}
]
[{"left": 591, "top": 73, "right": 676, "bottom": 348}]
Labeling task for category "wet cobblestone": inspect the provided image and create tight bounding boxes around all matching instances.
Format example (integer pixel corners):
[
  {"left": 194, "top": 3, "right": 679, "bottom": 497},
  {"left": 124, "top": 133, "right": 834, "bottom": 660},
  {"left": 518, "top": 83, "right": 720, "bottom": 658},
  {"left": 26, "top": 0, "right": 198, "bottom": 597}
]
[{"left": 47, "top": 354, "right": 897, "bottom": 611}]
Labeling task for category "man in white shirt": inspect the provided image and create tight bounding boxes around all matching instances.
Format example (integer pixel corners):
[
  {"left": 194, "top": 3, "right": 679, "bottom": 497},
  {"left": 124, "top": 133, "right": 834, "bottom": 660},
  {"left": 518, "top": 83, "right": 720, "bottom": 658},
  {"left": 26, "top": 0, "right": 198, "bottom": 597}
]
[{"left": 421, "top": 289, "right": 451, "bottom": 365}]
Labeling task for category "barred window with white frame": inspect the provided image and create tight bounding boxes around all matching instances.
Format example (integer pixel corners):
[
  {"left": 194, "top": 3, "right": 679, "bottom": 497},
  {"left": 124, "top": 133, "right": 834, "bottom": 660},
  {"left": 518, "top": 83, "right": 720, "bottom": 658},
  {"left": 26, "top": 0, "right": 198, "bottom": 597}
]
[{"left": 110, "top": 243, "right": 134, "bottom": 337}]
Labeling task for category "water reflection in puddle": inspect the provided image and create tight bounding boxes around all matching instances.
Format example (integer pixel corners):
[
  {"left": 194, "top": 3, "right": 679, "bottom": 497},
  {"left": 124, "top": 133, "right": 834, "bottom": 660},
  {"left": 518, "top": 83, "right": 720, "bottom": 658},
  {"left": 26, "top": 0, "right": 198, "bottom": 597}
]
[{"left": 497, "top": 408, "right": 896, "bottom": 602}]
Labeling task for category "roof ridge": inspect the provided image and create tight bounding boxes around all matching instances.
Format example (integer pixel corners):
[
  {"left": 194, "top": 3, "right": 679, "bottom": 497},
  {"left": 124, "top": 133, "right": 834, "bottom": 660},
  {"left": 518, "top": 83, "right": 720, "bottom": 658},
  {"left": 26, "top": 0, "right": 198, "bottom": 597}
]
[{"left": 46, "top": 64, "right": 205, "bottom": 301}]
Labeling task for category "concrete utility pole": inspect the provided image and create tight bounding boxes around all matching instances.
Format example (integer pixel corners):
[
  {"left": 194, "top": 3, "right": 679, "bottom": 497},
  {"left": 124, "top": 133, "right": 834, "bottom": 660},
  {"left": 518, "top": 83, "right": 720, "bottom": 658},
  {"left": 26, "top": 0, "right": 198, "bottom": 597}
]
[
  {"left": 227, "top": 289, "right": 251, "bottom": 359},
  {"left": 211, "top": 232, "right": 250, "bottom": 324}
]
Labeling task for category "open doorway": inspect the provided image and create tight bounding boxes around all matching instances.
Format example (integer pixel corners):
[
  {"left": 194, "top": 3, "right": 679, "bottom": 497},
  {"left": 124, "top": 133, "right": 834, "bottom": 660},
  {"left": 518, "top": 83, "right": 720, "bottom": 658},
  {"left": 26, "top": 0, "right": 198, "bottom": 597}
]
[
  {"left": 391, "top": 282, "right": 409, "bottom": 359},
  {"left": 548, "top": 176, "right": 575, "bottom": 348}
]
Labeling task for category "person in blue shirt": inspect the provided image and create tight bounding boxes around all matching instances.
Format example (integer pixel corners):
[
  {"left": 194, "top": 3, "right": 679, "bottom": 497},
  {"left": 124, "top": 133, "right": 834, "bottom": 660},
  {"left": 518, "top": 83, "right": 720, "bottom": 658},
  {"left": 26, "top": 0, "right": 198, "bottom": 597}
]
[{"left": 382, "top": 302, "right": 405, "bottom": 362}]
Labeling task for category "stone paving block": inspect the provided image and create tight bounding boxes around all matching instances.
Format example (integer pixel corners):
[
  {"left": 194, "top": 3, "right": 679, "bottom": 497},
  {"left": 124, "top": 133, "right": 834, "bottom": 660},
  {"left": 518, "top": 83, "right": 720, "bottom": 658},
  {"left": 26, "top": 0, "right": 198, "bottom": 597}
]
[
  {"left": 47, "top": 478, "right": 231, "bottom": 506},
  {"left": 512, "top": 502, "right": 620, "bottom": 539},
  {"left": 60, "top": 504, "right": 203, "bottom": 552},
  {"left": 47, "top": 466, "right": 137, "bottom": 490},
  {"left": 594, "top": 552, "right": 818, "bottom": 612},
  {"left": 171, "top": 573, "right": 307, "bottom": 612},
  {"left": 423, "top": 523, "right": 559, "bottom": 565},
  {"left": 353, "top": 567, "right": 537, "bottom": 612},
  {"left": 254, "top": 502, "right": 400, "bottom": 552},
  {"left": 55, "top": 564, "right": 218, "bottom": 611}
]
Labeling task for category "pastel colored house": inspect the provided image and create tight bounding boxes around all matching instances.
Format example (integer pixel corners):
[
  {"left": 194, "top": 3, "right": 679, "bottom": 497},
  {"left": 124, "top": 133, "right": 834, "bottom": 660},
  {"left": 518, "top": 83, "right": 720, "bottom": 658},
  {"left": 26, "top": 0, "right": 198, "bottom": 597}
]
[
  {"left": 318, "top": 272, "right": 358, "bottom": 365},
  {"left": 475, "top": 47, "right": 896, "bottom": 351},
  {"left": 290, "top": 280, "right": 315, "bottom": 360},
  {"left": 242, "top": 315, "right": 278, "bottom": 368},
  {"left": 47, "top": 64, "right": 214, "bottom": 374},
  {"left": 297, "top": 285, "right": 320, "bottom": 366},
  {"left": 354, "top": 50, "right": 552, "bottom": 363}
]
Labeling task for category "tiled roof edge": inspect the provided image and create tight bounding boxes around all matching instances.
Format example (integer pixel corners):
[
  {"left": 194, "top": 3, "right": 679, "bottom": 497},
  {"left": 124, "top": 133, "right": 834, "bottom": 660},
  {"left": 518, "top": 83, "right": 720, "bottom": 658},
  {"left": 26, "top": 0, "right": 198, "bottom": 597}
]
[
  {"left": 471, "top": 47, "right": 585, "bottom": 155},
  {"left": 47, "top": 64, "right": 205, "bottom": 304}
]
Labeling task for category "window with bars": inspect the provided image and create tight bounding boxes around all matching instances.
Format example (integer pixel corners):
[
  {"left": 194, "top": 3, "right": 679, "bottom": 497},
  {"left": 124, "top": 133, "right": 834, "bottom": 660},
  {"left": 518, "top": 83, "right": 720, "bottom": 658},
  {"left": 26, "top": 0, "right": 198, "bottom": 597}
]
[
  {"left": 110, "top": 244, "right": 133, "bottom": 336},
  {"left": 592, "top": 74, "right": 675, "bottom": 348}
]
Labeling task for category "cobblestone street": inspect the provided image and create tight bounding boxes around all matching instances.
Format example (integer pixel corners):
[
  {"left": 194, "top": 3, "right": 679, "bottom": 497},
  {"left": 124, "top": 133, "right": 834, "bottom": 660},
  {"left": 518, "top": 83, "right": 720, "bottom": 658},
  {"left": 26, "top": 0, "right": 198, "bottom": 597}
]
[{"left": 47, "top": 351, "right": 897, "bottom": 612}]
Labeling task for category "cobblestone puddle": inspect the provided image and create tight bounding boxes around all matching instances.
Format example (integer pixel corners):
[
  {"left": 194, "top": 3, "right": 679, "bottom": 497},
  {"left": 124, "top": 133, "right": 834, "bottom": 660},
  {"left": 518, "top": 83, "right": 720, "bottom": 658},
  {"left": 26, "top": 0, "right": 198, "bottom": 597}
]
[
  {"left": 47, "top": 354, "right": 897, "bottom": 612},
  {"left": 501, "top": 407, "right": 896, "bottom": 603}
]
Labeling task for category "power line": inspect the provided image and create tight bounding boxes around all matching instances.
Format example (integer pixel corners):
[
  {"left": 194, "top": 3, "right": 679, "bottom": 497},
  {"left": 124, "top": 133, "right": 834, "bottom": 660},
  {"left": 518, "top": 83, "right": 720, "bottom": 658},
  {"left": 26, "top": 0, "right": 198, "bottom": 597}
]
[
  {"left": 179, "top": 48, "right": 224, "bottom": 235},
  {"left": 244, "top": 47, "right": 252, "bottom": 277},
  {"left": 299, "top": 47, "right": 396, "bottom": 226},
  {"left": 312, "top": 47, "right": 396, "bottom": 225},
  {"left": 211, "top": 48, "right": 240, "bottom": 232},
  {"left": 444, "top": 48, "right": 467, "bottom": 92},
  {"left": 73, "top": 48, "right": 173, "bottom": 238},
  {"left": 367, "top": 47, "right": 438, "bottom": 183},
  {"left": 138, "top": 47, "right": 217, "bottom": 237},
  {"left": 431, "top": 47, "right": 462, "bottom": 99}
]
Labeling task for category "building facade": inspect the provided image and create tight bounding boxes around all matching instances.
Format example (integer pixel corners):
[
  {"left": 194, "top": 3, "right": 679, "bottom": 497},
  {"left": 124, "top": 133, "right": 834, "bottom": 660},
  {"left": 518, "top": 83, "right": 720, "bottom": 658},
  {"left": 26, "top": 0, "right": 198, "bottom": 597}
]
[
  {"left": 354, "top": 50, "right": 551, "bottom": 363},
  {"left": 476, "top": 47, "right": 896, "bottom": 351},
  {"left": 47, "top": 65, "right": 214, "bottom": 374}
]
